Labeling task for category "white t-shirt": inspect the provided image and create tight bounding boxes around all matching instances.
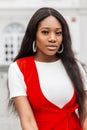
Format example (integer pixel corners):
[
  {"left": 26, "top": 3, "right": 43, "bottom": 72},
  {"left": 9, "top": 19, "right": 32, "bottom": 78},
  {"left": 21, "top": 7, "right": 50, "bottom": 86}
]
[{"left": 8, "top": 59, "right": 87, "bottom": 108}]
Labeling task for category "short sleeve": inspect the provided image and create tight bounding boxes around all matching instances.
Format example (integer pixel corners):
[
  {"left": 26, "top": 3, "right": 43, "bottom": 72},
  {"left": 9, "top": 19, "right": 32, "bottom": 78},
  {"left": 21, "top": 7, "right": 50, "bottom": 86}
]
[
  {"left": 8, "top": 62, "right": 27, "bottom": 99},
  {"left": 77, "top": 61, "right": 87, "bottom": 90}
]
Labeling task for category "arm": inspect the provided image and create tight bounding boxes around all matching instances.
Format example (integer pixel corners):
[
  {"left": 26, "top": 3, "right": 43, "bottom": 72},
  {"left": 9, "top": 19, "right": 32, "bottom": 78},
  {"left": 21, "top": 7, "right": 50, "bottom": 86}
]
[
  {"left": 13, "top": 96, "right": 39, "bottom": 130},
  {"left": 82, "top": 91, "right": 87, "bottom": 130}
]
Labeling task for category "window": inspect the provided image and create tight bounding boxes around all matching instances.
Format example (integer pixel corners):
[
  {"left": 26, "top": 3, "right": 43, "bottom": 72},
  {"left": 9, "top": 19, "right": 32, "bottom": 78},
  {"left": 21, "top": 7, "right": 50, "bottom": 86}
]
[{"left": 2, "top": 23, "right": 25, "bottom": 64}]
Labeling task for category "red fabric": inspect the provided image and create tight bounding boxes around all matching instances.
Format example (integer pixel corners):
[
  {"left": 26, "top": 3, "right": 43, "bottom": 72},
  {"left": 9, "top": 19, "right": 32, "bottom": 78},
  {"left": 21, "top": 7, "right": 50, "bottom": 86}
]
[{"left": 17, "top": 56, "right": 82, "bottom": 130}]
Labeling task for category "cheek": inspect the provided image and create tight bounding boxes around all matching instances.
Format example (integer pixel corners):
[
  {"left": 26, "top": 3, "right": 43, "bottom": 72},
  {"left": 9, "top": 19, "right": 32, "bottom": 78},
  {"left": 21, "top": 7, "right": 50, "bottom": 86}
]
[
  {"left": 57, "top": 37, "right": 63, "bottom": 45},
  {"left": 59, "top": 36, "right": 63, "bottom": 44},
  {"left": 36, "top": 41, "right": 45, "bottom": 50},
  {"left": 36, "top": 40, "right": 43, "bottom": 50},
  {"left": 36, "top": 36, "right": 45, "bottom": 47}
]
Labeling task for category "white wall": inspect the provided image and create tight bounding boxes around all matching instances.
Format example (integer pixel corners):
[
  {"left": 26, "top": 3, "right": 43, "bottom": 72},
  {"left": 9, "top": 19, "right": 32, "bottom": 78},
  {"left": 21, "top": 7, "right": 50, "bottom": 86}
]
[
  {"left": 79, "top": 0, "right": 87, "bottom": 8},
  {"left": 0, "top": 0, "right": 87, "bottom": 130},
  {"left": 0, "top": 0, "right": 79, "bottom": 8},
  {"left": 79, "top": 10, "right": 87, "bottom": 64},
  {"left": 0, "top": 72, "right": 22, "bottom": 130},
  {"left": 78, "top": 0, "right": 87, "bottom": 64}
]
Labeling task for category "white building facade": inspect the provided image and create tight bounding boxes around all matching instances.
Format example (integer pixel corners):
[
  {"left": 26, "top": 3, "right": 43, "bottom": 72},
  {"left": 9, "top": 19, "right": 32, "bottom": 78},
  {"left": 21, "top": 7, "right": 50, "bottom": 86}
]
[{"left": 0, "top": 0, "right": 87, "bottom": 130}]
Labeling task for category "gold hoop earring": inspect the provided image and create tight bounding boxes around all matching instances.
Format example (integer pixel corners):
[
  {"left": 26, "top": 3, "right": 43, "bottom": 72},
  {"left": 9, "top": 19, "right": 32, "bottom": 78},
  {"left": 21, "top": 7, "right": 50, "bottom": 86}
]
[
  {"left": 33, "top": 41, "right": 37, "bottom": 52},
  {"left": 57, "top": 44, "right": 64, "bottom": 54}
]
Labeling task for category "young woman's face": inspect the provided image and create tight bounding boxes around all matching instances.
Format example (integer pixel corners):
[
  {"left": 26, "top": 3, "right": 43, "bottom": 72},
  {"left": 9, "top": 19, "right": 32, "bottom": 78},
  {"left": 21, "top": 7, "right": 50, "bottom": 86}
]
[{"left": 35, "top": 16, "right": 63, "bottom": 62}]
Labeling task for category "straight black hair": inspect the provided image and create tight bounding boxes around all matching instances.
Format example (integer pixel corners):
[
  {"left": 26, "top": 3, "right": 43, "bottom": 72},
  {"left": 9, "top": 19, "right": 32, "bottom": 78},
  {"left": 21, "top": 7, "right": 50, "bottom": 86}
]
[{"left": 14, "top": 7, "right": 84, "bottom": 120}]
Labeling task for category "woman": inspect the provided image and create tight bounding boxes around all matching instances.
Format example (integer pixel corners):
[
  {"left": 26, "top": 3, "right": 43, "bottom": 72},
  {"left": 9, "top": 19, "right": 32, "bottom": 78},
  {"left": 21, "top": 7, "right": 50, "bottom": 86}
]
[{"left": 8, "top": 7, "right": 87, "bottom": 130}]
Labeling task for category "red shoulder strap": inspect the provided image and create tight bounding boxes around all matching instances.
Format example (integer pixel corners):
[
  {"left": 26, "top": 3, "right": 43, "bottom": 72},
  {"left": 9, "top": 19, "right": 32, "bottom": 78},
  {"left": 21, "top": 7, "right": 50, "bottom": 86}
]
[
  {"left": 16, "top": 56, "right": 36, "bottom": 84},
  {"left": 16, "top": 55, "right": 40, "bottom": 91},
  {"left": 16, "top": 56, "right": 42, "bottom": 109}
]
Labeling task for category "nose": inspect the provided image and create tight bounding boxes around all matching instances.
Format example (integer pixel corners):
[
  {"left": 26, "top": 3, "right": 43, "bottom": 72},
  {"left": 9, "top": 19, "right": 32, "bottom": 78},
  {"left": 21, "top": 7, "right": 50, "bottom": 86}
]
[{"left": 48, "top": 33, "right": 57, "bottom": 42}]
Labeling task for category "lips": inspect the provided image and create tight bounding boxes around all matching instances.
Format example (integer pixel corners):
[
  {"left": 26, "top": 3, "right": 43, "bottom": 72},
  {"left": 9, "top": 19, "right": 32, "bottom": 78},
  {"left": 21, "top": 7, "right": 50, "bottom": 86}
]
[{"left": 46, "top": 45, "right": 57, "bottom": 50}]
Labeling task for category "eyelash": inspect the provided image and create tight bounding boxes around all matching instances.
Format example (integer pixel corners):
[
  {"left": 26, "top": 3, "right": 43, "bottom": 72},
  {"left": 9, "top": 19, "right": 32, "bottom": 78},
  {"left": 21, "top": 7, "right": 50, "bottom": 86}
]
[
  {"left": 56, "top": 31, "right": 62, "bottom": 35},
  {"left": 41, "top": 31, "right": 62, "bottom": 35},
  {"left": 42, "top": 30, "right": 48, "bottom": 34}
]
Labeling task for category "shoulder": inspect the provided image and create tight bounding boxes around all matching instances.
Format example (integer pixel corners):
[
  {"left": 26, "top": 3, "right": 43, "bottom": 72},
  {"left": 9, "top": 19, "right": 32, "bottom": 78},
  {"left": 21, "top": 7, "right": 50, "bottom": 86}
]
[
  {"left": 8, "top": 61, "right": 22, "bottom": 76},
  {"left": 16, "top": 56, "right": 34, "bottom": 64},
  {"left": 15, "top": 56, "right": 35, "bottom": 75},
  {"left": 8, "top": 62, "right": 27, "bottom": 99},
  {"left": 16, "top": 56, "right": 34, "bottom": 70}
]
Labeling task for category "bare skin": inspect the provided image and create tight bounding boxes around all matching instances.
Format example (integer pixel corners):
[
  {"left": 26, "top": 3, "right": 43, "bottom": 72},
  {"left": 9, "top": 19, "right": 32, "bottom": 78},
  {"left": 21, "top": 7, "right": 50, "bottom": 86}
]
[
  {"left": 13, "top": 96, "right": 39, "bottom": 130},
  {"left": 35, "top": 16, "right": 63, "bottom": 62},
  {"left": 12, "top": 16, "right": 63, "bottom": 130},
  {"left": 12, "top": 16, "right": 87, "bottom": 130}
]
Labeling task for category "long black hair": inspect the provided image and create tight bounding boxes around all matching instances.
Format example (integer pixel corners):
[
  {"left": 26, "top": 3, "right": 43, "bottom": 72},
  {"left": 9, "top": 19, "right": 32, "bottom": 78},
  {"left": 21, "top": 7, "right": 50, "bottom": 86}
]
[{"left": 14, "top": 7, "right": 84, "bottom": 120}]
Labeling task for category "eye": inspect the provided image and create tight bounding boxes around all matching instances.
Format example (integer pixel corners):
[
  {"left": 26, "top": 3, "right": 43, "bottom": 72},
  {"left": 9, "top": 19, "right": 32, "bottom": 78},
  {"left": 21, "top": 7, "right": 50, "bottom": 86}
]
[
  {"left": 42, "top": 30, "right": 49, "bottom": 35},
  {"left": 56, "top": 31, "right": 62, "bottom": 36}
]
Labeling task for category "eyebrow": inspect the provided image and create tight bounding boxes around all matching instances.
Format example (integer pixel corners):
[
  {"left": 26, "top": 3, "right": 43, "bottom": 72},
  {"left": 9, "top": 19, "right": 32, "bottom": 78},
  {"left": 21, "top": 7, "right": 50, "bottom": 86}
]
[{"left": 41, "top": 27, "right": 62, "bottom": 30}]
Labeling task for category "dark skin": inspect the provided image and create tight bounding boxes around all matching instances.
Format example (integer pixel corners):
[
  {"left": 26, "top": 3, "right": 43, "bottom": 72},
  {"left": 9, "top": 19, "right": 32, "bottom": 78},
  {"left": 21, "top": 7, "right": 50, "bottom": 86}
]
[
  {"left": 12, "top": 15, "right": 63, "bottom": 130},
  {"left": 35, "top": 16, "right": 63, "bottom": 62},
  {"left": 12, "top": 16, "right": 87, "bottom": 130}
]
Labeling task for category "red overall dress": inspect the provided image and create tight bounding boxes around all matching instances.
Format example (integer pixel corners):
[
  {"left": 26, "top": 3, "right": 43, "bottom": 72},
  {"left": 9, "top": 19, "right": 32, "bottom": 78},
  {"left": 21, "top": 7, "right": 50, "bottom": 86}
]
[{"left": 16, "top": 56, "right": 82, "bottom": 130}]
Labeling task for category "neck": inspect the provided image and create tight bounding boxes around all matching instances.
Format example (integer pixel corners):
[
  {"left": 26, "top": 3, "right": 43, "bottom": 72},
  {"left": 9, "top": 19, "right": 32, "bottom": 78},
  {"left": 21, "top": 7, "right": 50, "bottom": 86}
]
[{"left": 34, "top": 54, "right": 60, "bottom": 62}]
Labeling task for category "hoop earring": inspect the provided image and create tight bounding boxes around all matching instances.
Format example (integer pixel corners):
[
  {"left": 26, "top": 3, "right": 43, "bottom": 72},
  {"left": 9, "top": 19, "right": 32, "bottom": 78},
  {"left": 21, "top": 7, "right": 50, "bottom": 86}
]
[
  {"left": 57, "top": 44, "right": 64, "bottom": 54},
  {"left": 33, "top": 41, "right": 37, "bottom": 52}
]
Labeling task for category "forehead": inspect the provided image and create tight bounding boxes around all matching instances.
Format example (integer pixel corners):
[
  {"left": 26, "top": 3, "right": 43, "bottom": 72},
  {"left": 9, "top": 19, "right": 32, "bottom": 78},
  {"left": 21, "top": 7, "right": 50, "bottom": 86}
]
[{"left": 38, "top": 16, "right": 62, "bottom": 29}]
